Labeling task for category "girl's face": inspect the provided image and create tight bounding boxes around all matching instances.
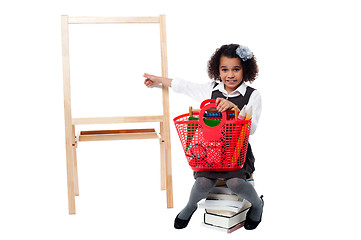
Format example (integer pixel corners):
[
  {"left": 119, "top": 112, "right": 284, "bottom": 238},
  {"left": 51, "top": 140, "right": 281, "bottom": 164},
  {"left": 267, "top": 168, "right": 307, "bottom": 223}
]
[{"left": 219, "top": 56, "right": 243, "bottom": 93}]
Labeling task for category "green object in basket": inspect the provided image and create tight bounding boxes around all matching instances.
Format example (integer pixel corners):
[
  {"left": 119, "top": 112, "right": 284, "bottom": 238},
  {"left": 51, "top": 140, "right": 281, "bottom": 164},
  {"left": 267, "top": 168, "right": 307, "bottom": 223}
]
[{"left": 188, "top": 116, "right": 221, "bottom": 127}]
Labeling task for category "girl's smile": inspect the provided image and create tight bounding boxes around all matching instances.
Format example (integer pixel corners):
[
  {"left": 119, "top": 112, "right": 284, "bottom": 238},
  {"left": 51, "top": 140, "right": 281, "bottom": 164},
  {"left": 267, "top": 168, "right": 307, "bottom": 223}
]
[{"left": 219, "top": 56, "right": 243, "bottom": 93}]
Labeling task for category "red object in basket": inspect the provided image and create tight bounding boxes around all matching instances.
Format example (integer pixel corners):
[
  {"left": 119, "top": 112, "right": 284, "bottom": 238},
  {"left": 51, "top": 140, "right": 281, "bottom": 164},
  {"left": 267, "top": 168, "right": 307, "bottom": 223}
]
[{"left": 173, "top": 99, "right": 251, "bottom": 172}]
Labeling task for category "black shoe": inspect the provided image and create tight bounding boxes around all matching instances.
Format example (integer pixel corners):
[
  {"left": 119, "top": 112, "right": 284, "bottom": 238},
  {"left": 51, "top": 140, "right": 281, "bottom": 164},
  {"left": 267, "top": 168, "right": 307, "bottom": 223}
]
[
  {"left": 244, "top": 195, "right": 264, "bottom": 230},
  {"left": 174, "top": 208, "right": 197, "bottom": 229}
]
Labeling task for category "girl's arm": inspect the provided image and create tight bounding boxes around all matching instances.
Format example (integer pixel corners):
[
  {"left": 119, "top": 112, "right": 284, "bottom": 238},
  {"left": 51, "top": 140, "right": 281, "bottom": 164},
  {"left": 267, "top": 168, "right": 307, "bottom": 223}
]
[
  {"left": 143, "top": 73, "right": 172, "bottom": 88},
  {"left": 143, "top": 73, "right": 213, "bottom": 102}
]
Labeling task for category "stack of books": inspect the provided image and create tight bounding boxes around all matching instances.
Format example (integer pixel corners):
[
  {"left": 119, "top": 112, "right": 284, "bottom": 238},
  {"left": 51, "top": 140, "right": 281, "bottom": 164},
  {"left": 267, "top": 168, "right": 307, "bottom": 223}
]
[{"left": 198, "top": 178, "right": 254, "bottom": 233}]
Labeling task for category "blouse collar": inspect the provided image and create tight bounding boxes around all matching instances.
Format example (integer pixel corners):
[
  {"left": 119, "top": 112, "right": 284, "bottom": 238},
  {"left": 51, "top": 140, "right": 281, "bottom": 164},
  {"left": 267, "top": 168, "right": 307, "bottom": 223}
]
[{"left": 213, "top": 81, "right": 247, "bottom": 97}]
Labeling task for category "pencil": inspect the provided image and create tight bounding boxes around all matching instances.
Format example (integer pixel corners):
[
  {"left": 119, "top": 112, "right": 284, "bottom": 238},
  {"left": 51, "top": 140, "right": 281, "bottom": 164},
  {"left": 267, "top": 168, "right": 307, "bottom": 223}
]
[{"left": 232, "top": 106, "right": 252, "bottom": 164}]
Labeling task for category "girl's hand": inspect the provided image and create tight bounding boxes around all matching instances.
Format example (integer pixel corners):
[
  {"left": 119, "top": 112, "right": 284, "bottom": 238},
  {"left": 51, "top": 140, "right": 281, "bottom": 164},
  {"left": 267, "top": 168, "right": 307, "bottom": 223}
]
[
  {"left": 143, "top": 73, "right": 161, "bottom": 87},
  {"left": 143, "top": 73, "right": 173, "bottom": 88},
  {"left": 215, "top": 98, "right": 237, "bottom": 112}
]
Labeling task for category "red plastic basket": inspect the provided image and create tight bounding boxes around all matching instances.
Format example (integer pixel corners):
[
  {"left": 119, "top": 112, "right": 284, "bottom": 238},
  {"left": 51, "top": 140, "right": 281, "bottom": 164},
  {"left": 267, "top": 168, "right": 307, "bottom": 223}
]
[{"left": 173, "top": 99, "right": 251, "bottom": 172}]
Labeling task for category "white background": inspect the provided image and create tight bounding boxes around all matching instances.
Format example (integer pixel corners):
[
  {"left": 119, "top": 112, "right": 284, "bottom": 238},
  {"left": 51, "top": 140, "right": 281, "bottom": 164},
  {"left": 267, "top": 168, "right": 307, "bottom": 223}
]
[{"left": 1, "top": 0, "right": 361, "bottom": 239}]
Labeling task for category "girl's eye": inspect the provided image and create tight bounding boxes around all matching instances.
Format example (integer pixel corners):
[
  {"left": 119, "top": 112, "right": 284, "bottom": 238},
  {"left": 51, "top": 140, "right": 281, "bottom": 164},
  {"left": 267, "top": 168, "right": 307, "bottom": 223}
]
[
  {"left": 234, "top": 68, "right": 240, "bottom": 72},
  {"left": 221, "top": 69, "right": 228, "bottom": 72}
]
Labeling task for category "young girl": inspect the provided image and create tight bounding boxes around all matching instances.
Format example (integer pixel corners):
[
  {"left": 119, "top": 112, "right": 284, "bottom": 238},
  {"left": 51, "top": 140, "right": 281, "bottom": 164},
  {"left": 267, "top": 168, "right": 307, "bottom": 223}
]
[{"left": 144, "top": 44, "right": 263, "bottom": 230}]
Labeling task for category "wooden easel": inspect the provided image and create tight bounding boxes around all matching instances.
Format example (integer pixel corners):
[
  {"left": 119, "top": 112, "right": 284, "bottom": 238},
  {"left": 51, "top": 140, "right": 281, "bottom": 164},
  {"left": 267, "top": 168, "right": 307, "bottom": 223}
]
[{"left": 61, "top": 15, "right": 173, "bottom": 214}]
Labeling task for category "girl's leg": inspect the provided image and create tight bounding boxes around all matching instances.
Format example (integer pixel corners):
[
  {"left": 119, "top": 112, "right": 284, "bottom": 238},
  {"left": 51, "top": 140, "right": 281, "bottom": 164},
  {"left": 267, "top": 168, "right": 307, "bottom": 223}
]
[
  {"left": 177, "top": 177, "right": 217, "bottom": 220},
  {"left": 226, "top": 177, "right": 263, "bottom": 222}
]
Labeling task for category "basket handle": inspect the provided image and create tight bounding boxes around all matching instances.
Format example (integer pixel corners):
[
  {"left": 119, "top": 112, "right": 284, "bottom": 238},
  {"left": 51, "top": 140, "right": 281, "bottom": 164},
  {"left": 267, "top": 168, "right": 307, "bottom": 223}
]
[
  {"left": 199, "top": 102, "right": 227, "bottom": 141},
  {"left": 200, "top": 99, "right": 216, "bottom": 109}
]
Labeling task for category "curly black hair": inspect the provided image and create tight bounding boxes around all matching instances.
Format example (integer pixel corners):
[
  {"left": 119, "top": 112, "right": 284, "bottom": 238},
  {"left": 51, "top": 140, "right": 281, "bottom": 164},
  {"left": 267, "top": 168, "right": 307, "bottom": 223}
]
[{"left": 207, "top": 44, "right": 258, "bottom": 83}]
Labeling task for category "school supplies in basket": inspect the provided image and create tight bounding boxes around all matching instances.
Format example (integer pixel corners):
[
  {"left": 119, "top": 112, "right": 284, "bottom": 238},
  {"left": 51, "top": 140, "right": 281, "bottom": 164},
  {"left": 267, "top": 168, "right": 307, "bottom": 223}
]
[
  {"left": 173, "top": 99, "right": 252, "bottom": 172},
  {"left": 232, "top": 106, "right": 252, "bottom": 163}
]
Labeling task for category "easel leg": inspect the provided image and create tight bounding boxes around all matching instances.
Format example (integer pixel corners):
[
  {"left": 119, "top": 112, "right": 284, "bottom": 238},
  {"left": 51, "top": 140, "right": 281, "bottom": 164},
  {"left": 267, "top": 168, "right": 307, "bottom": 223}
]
[
  {"left": 160, "top": 122, "right": 166, "bottom": 191},
  {"left": 65, "top": 139, "right": 76, "bottom": 214},
  {"left": 62, "top": 15, "right": 76, "bottom": 214},
  {"left": 159, "top": 15, "right": 173, "bottom": 208},
  {"left": 161, "top": 121, "right": 173, "bottom": 208},
  {"left": 164, "top": 137, "right": 173, "bottom": 208}
]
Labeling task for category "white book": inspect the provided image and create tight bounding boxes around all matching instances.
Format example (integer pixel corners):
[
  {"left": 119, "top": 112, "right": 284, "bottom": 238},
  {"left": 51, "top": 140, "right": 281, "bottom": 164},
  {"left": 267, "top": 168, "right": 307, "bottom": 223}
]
[
  {"left": 206, "top": 193, "right": 243, "bottom": 201},
  {"left": 201, "top": 221, "right": 245, "bottom": 234},
  {"left": 198, "top": 199, "right": 245, "bottom": 212},
  {"left": 203, "top": 201, "right": 251, "bottom": 229},
  {"left": 204, "top": 208, "right": 249, "bottom": 229}
]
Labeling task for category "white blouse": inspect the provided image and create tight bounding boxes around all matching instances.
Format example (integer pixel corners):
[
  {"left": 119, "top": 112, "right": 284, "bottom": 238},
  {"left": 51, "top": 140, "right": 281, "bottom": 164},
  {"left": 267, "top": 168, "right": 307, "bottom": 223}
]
[{"left": 171, "top": 78, "right": 262, "bottom": 135}]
